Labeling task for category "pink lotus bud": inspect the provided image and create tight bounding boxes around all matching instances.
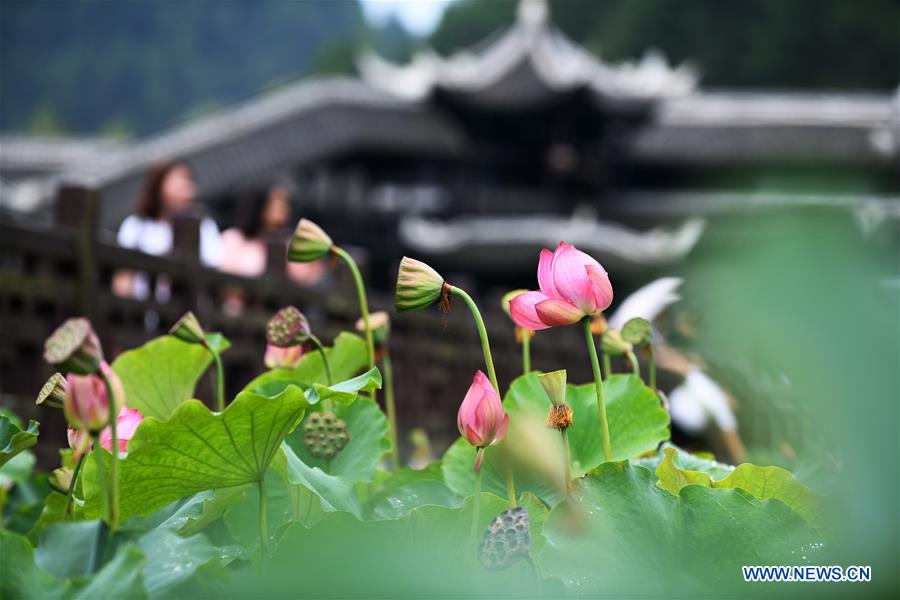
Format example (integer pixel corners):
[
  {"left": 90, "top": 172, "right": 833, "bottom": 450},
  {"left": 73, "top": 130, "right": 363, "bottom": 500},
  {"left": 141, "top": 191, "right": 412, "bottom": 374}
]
[
  {"left": 266, "top": 306, "right": 311, "bottom": 347},
  {"left": 395, "top": 257, "right": 445, "bottom": 313},
  {"left": 457, "top": 371, "right": 509, "bottom": 471},
  {"left": 37, "top": 372, "right": 67, "bottom": 409},
  {"left": 169, "top": 311, "right": 206, "bottom": 345},
  {"left": 44, "top": 317, "right": 104, "bottom": 375},
  {"left": 63, "top": 362, "right": 123, "bottom": 433},
  {"left": 288, "top": 219, "right": 333, "bottom": 263},
  {"left": 99, "top": 407, "right": 145, "bottom": 454},
  {"left": 264, "top": 343, "right": 304, "bottom": 370},
  {"left": 67, "top": 426, "right": 90, "bottom": 458},
  {"left": 509, "top": 242, "right": 613, "bottom": 330}
]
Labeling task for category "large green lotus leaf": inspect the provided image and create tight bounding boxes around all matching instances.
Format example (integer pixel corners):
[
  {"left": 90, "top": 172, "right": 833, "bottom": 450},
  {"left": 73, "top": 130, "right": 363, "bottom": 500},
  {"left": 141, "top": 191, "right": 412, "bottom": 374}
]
[
  {"left": 442, "top": 373, "right": 669, "bottom": 505},
  {"left": 34, "top": 520, "right": 104, "bottom": 578},
  {"left": 271, "top": 443, "right": 361, "bottom": 519},
  {"left": 244, "top": 332, "right": 369, "bottom": 393},
  {"left": 138, "top": 528, "right": 240, "bottom": 599},
  {"left": 655, "top": 446, "right": 826, "bottom": 529},
  {"left": 68, "top": 543, "right": 147, "bottom": 600},
  {"left": 635, "top": 442, "right": 735, "bottom": 479},
  {"left": 538, "top": 462, "right": 826, "bottom": 595},
  {"left": 0, "top": 414, "right": 39, "bottom": 467},
  {"left": 0, "top": 529, "right": 63, "bottom": 599},
  {"left": 287, "top": 395, "right": 390, "bottom": 483},
  {"left": 367, "top": 464, "right": 461, "bottom": 520},
  {"left": 112, "top": 332, "right": 230, "bottom": 420},
  {"left": 156, "top": 487, "right": 249, "bottom": 536},
  {"left": 262, "top": 494, "right": 541, "bottom": 597},
  {"left": 83, "top": 385, "right": 310, "bottom": 520}
]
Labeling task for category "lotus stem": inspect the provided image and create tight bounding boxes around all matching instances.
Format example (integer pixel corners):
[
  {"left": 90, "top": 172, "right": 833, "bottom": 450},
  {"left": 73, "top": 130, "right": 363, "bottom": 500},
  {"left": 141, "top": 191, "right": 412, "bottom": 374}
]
[
  {"left": 65, "top": 453, "right": 86, "bottom": 518},
  {"left": 382, "top": 351, "right": 400, "bottom": 470},
  {"left": 582, "top": 317, "right": 612, "bottom": 462},
  {"left": 98, "top": 370, "right": 119, "bottom": 529},
  {"left": 602, "top": 352, "right": 612, "bottom": 378},
  {"left": 332, "top": 246, "right": 376, "bottom": 401},
  {"left": 648, "top": 345, "right": 657, "bottom": 389},
  {"left": 626, "top": 350, "right": 641, "bottom": 378},
  {"left": 309, "top": 335, "right": 333, "bottom": 386},
  {"left": 466, "top": 464, "right": 483, "bottom": 554},
  {"left": 521, "top": 329, "right": 531, "bottom": 374},
  {"left": 561, "top": 429, "right": 572, "bottom": 491},
  {"left": 209, "top": 348, "right": 225, "bottom": 412},
  {"left": 258, "top": 478, "right": 269, "bottom": 563},
  {"left": 90, "top": 433, "right": 111, "bottom": 526}
]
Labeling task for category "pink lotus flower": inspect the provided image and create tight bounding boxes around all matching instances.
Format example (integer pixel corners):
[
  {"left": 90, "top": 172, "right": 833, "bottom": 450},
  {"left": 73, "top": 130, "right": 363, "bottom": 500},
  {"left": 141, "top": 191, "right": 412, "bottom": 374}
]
[
  {"left": 64, "top": 362, "right": 123, "bottom": 433},
  {"left": 99, "top": 407, "right": 145, "bottom": 454},
  {"left": 457, "top": 371, "right": 509, "bottom": 471},
  {"left": 510, "top": 242, "right": 613, "bottom": 330},
  {"left": 264, "top": 343, "right": 304, "bottom": 370}
]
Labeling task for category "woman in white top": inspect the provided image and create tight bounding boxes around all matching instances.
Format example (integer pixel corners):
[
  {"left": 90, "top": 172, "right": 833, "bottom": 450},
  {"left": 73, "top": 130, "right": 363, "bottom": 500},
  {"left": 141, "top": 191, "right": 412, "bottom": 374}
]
[{"left": 113, "top": 161, "right": 221, "bottom": 299}]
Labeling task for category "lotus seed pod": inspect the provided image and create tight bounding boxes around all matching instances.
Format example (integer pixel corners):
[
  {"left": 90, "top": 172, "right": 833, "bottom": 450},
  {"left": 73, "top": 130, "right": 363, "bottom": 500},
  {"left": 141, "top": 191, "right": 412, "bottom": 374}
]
[
  {"left": 546, "top": 403, "right": 574, "bottom": 431},
  {"left": 537, "top": 369, "right": 567, "bottom": 406},
  {"left": 37, "top": 372, "right": 67, "bottom": 409},
  {"left": 288, "top": 219, "right": 333, "bottom": 263},
  {"left": 169, "top": 311, "right": 206, "bottom": 345},
  {"left": 47, "top": 467, "right": 73, "bottom": 495},
  {"left": 43, "top": 318, "right": 104, "bottom": 375},
  {"left": 266, "top": 306, "right": 311, "bottom": 347},
  {"left": 601, "top": 328, "right": 632, "bottom": 357},
  {"left": 621, "top": 317, "right": 651, "bottom": 346},
  {"left": 356, "top": 310, "right": 390, "bottom": 346},
  {"left": 302, "top": 411, "right": 350, "bottom": 459},
  {"left": 395, "top": 257, "right": 445, "bottom": 313},
  {"left": 478, "top": 507, "right": 531, "bottom": 570}
]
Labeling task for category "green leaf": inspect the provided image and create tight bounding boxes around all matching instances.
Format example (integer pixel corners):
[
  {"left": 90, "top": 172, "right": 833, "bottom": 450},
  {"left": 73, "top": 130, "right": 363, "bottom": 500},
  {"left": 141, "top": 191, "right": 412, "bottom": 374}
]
[
  {"left": 0, "top": 415, "right": 39, "bottom": 467},
  {"left": 442, "top": 373, "right": 670, "bottom": 505},
  {"left": 156, "top": 488, "right": 249, "bottom": 536},
  {"left": 111, "top": 333, "right": 230, "bottom": 420},
  {"left": 304, "top": 367, "right": 382, "bottom": 407},
  {"left": 368, "top": 464, "right": 461, "bottom": 520},
  {"left": 84, "top": 385, "right": 310, "bottom": 520},
  {"left": 138, "top": 529, "right": 239, "bottom": 598},
  {"left": 287, "top": 394, "right": 390, "bottom": 483},
  {"left": 634, "top": 442, "right": 735, "bottom": 480},
  {"left": 245, "top": 332, "right": 369, "bottom": 394},
  {"left": 34, "top": 521, "right": 104, "bottom": 578},
  {"left": 0, "top": 530, "right": 63, "bottom": 599},
  {"left": 538, "top": 462, "right": 825, "bottom": 595},
  {"left": 655, "top": 447, "right": 826, "bottom": 529},
  {"left": 271, "top": 443, "right": 362, "bottom": 519},
  {"left": 68, "top": 543, "right": 147, "bottom": 600}
]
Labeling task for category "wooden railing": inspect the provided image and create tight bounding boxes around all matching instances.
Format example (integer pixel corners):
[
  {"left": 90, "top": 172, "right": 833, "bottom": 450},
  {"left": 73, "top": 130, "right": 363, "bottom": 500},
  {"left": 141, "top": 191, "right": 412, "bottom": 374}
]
[{"left": 1, "top": 186, "right": 594, "bottom": 467}]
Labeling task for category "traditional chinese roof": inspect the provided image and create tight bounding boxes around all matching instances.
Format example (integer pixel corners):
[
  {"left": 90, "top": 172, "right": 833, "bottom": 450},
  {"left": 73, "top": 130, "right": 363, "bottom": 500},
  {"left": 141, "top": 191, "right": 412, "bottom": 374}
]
[{"left": 359, "top": 0, "right": 697, "bottom": 108}]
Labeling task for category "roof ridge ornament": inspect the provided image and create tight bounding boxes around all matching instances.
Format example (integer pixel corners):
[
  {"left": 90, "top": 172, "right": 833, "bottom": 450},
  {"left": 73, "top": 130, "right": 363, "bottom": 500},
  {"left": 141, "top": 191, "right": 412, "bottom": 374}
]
[{"left": 517, "top": 0, "right": 549, "bottom": 29}]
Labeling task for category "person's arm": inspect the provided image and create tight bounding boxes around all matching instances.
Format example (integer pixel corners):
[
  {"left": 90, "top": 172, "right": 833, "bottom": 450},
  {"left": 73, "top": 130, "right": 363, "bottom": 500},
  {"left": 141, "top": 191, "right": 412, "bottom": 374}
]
[{"left": 199, "top": 217, "right": 222, "bottom": 267}]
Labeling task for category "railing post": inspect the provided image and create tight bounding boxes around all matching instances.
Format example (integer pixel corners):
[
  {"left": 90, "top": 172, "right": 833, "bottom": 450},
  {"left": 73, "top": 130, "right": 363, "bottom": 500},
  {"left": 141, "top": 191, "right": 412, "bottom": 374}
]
[
  {"left": 171, "top": 212, "right": 202, "bottom": 312},
  {"left": 55, "top": 185, "right": 98, "bottom": 319}
]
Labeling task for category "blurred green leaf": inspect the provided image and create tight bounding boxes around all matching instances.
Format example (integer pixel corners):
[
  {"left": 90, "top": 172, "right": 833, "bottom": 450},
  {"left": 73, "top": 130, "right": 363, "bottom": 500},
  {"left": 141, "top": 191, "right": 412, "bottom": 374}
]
[
  {"left": 271, "top": 443, "right": 361, "bottom": 519},
  {"left": 0, "top": 530, "right": 63, "bottom": 599},
  {"left": 34, "top": 520, "right": 104, "bottom": 578},
  {"left": 0, "top": 415, "right": 39, "bottom": 467},
  {"left": 137, "top": 529, "right": 239, "bottom": 598},
  {"left": 112, "top": 333, "right": 230, "bottom": 420},
  {"left": 634, "top": 442, "right": 736, "bottom": 480}
]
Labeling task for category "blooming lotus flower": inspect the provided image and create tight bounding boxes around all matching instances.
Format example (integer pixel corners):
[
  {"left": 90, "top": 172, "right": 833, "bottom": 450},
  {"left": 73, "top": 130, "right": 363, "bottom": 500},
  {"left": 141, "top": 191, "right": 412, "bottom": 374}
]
[
  {"left": 510, "top": 242, "right": 613, "bottom": 330},
  {"left": 99, "top": 407, "right": 145, "bottom": 454},
  {"left": 457, "top": 371, "right": 509, "bottom": 471},
  {"left": 64, "top": 362, "right": 123, "bottom": 433},
  {"left": 264, "top": 343, "right": 304, "bottom": 370}
]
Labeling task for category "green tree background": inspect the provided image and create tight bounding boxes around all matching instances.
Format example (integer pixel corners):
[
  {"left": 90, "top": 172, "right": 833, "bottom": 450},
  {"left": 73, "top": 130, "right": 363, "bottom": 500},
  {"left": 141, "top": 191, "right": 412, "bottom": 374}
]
[{"left": 1, "top": 0, "right": 896, "bottom": 137}]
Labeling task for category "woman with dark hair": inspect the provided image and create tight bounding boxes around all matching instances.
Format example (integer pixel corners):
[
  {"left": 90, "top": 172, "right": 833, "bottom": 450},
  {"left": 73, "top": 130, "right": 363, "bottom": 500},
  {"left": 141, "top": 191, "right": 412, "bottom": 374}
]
[{"left": 113, "top": 161, "right": 221, "bottom": 298}]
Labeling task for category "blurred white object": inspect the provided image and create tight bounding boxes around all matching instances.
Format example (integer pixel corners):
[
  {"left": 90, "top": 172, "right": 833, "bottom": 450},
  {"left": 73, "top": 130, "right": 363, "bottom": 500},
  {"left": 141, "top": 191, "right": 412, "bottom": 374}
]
[
  {"left": 668, "top": 367, "right": 737, "bottom": 434},
  {"left": 608, "top": 277, "right": 683, "bottom": 329}
]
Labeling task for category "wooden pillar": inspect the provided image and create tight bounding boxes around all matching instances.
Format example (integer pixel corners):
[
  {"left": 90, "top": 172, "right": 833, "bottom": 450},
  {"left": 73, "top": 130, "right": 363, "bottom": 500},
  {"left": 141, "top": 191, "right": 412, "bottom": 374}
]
[
  {"left": 171, "top": 213, "right": 202, "bottom": 312},
  {"left": 55, "top": 185, "right": 98, "bottom": 319}
]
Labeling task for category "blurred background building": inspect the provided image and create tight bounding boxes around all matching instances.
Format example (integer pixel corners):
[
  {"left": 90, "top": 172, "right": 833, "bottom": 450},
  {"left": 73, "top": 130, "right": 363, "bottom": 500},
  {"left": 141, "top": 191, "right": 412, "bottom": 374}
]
[{"left": 1, "top": 0, "right": 898, "bottom": 464}]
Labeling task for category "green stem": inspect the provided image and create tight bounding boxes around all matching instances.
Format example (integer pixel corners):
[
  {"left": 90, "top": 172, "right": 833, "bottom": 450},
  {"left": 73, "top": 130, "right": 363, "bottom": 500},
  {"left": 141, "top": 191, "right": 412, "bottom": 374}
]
[
  {"left": 466, "top": 461, "right": 483, "bottom": 554},
  {"left": 449, "top": 286, "right": 499, "bottom": 392},
  {"left": 561, "top": 429, "right": 572, "bottom": 492},
  {"left": 382, "top": 351, "right": 400, "bottom": 470},
  {"left": 65, "top": 454, "right": 86, "bottom": 518},
  {"left": 210, "top": 348, "right": 225, "bottom": 412},
  {"left": 450, "top": 285, "right": 518, "bottom": 505},
  {"left": 332, "top": 246, "right": 375, "bottom": 382},
  {"left": 98, "top": 372, "right": 119, "bottom": 529},
  {"left": 626, "top": 350, "right": 641, "bottom": 378},
  {"left": 309, "top": 335, "right": 333, "bottom": 386},
  {"left": 582, "top": 317, "right": 612, "bottom": 462},
  {"left": 258, "top": 479, "right": 269, "bottom": 563},
  {"left": 521, "top": 329, "right": 531, "bottom": 374},
  {"left": 648, "top": 345, "right": 657, "bottom": 389},
  {"left": 602, "top": 352, "right": 612, "bottom": 378},
  {"left": 90, "top": 433, "right": 110, "bottom": 525}
]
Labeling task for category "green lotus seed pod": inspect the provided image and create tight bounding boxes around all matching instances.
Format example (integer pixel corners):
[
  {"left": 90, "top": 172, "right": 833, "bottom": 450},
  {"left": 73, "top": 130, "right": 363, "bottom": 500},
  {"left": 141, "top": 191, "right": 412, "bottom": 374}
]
[{"left": 621, "top": 317, "right": 652, "bottom": 346}]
